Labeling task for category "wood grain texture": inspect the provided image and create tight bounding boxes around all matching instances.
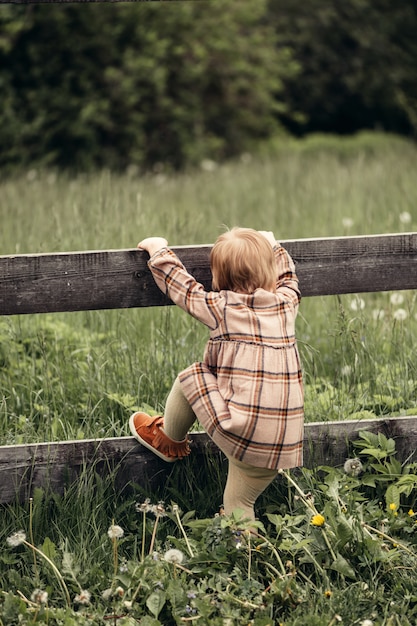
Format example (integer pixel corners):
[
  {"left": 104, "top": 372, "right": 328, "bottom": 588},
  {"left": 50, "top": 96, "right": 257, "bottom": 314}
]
[
  {"left": 1, "top": 233, "right": 417, "bottom": 315},
  {"left": 1, "top": 416, "right": 417, "bottom": 503}
]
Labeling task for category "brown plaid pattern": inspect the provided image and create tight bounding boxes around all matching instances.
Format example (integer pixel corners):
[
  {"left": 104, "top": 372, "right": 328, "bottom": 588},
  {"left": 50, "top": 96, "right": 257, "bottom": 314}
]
[{"left": 148, "top": 244, "right": 304, "bottom": 470}]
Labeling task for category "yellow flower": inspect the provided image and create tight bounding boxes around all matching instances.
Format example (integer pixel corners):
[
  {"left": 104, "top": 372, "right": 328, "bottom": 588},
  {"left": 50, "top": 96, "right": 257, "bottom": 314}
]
[
  {"left": 311, "top": 514, "right": 325, "bottom": 527},
  {"left": 389, "top": 503, "right": 397, "bottom": 511},
  {"left": 324, "top": 589, "right": 332, "bottom": 598},
  {"left": 408, "top": 509, "right": 415, "bottom": 517}
]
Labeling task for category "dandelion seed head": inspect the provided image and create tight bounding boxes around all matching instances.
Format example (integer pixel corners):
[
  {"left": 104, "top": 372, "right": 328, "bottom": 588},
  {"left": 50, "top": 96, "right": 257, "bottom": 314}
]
[
  {"left": 372, "top": 308, "right": 385, "bottom": 321},
  {"left": 74, "top": 589, "right": 91, "bottom": 605},
  {"left": 390, "top": 293, "right": 404, "bottom": 305},
  {"left": 136, "top": 498, "right": 152, "bottom": 513},
  {"left": 124, "top": 601, "right": 133, "bottom": 610},
  {"left": 107, "top": 524, "right": 124, "bottom": 539},
  {"left": 31, "top": 589, "right": 48, "bottom": 604},
  {"left": 164, "top": 548, "right": 185, "bottom": 564},
  {"left": 344, "top": 457, "right": 363, "bottom": 476},
  {"left": 341, "top": 365, "right": 352, "bottom": 377},
  {"left": 350, "top": 297, "right": 365, "bottom": 311},
  {"left": 342, "top": 217, "right": 354, "bottom": 229},
  {"left": 360, "top": 620, "right": 374, "bottom": 626},
  {"left": 200, "top": 159, "right": 217, "bottom": 172},
  {"left": 152, "top": 501, "right": 167, "bottom": 517},
  {"left": 6, "top": 530, "right": 26, "bottom": 547},
  {"left": 399, "top": 211, "right": 411, "bottom": 224},
  {"left": 393, "top": 308, "right": 407, "bottom": 321},
  {"left": 102, "top": 588, "right": 113, "bottom": 601},
  {"left": 115, "top": 586, "right": 124, "bottom": 597}
]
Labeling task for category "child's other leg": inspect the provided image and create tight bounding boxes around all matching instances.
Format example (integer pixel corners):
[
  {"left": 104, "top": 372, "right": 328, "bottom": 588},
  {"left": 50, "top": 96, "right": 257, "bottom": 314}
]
[
  {"left": 223, "top": 456, "right": 278, "bottom": 522},
  {"left": 163, "top": 376, "right": 197, "bottom": 441}
]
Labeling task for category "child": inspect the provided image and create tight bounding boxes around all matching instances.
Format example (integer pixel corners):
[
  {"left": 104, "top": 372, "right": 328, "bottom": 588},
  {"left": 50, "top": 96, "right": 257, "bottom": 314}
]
[{"left": 129, "top": 228, "right": 304, "bottom": 522}]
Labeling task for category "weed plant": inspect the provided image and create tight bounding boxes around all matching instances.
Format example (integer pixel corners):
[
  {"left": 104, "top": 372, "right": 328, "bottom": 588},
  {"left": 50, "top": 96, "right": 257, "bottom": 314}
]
[{"left": 2, "top": 433, "right": 417, "bottom": 624}]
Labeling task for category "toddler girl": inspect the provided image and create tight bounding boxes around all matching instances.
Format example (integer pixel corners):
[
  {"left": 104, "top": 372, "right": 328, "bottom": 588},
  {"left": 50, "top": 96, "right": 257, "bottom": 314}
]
[{"left": 129, "top": 228, "right": 304, "bottom": 522}]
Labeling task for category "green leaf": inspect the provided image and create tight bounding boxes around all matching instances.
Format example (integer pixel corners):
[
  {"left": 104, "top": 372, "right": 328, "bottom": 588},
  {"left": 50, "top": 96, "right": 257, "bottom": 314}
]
[
  {"left": 335, "top": 517, "right": 354, "bottom": 549},
  {"left": 330, "top": 553, "right": 356, "bottom": 579},
  {"left": 385, "top": 484, "right": 400, "bottom": 510},
  {"left": 41, "top": 536, "right": 57, "bottom": 560},
  {"left": 146, "top": 590, "right": 166, "bottom": 619}
]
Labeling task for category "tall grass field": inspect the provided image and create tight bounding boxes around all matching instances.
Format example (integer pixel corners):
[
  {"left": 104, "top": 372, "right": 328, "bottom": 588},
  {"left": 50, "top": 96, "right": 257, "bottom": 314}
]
[{"left": 1, "top": 132, "right": 417, "bottom": 625}]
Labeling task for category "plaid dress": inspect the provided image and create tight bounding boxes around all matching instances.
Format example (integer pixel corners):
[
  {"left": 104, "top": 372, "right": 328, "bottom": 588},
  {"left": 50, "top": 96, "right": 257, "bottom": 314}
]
[{"left": 147, "top": 244, "right": 304, "bottom": 470}]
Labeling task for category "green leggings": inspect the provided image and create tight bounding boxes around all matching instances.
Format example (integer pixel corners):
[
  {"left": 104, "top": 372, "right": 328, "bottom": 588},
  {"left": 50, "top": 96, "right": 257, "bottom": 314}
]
[{"left": 164, "top": 377, "right": 278, "bottom": 521}]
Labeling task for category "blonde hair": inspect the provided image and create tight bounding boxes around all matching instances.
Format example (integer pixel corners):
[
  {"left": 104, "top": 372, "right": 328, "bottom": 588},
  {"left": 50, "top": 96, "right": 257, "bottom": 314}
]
[{"left": 210, "top": 228, "right": 276, "bottom": 294}]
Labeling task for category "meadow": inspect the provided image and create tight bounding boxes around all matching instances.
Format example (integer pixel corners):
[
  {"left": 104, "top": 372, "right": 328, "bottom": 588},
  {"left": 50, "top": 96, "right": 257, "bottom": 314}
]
[{"left": 1, "top": 132, "right": 417, "bottom": 624}]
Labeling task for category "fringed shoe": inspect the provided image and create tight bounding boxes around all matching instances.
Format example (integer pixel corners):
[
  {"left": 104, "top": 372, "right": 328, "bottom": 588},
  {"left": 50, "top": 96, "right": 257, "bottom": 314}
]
[{"left": 129, "top": 412, "right": 191, "bottom": 463}]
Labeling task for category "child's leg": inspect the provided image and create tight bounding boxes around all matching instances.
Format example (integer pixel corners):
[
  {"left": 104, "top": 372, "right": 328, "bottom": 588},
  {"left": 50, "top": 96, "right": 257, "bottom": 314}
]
[
  {"left": 223, "top": 456, "right": 278, "bottom": 522},
  {"left": 129, "top": 376, "right": 196, "bottom": 462},
  {"left": 163, "top": 376, "right": 197, "bottom": 441}
]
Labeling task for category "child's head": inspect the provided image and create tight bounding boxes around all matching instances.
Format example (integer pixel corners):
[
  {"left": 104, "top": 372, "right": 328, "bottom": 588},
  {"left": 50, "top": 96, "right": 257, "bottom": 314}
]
[{"left": 210, "top": 227, "right": 276, "bottom": 294}]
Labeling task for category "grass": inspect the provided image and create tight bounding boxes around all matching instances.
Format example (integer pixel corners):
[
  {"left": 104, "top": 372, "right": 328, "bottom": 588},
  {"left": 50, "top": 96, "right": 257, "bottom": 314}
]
[
  {"left": 1, "top": 131, "right": 417, "bottom": 444},
  {"left": 1, "top": 131, "right": 417, "bottom": 624}
]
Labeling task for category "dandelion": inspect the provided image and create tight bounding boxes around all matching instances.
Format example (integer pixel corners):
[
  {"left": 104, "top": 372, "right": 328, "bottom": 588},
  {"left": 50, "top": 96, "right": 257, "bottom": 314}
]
[
  {"left": 408, "top": 509, "right": 415, "bottom": 517},
  {"left": 200, "top": 159, "right": 217, "bottom": 172},
  {"left": 107, "top": 524, "right": 124, "bottom": 539},
  {"left": 136, "top": 498, "right": 152, "bottom": 513},
  {"left": 341, "top": 364, "right": 352, "bottom": 377},
  {"left": 102, "top": 588, "right": 113, "bottom": 601},
  {"left": 324, "top": 589, "right": 332, "bottom": 598},
  {"left": 164, "top": 548, "right": 185, "bottom": 564},
  {"left": 393, "top": 308, "right": 408, "bottom": 321},
  {"left": 149, "top": 501, "right": 166, "bottom": 554},
  {"left": 359, "top": 620, "right": 374, "bottom": 626},
  {"left": 124, "top": 600, "right": 133, "bottom": 610},
  {"left": 311, "top": 514, "right": 325, "bottom": 527},
  {"left": 390, "top": 293, "right": 404, "bottom": 305},
  {"left": 344, "top": 457, "right": 363, "bottom": 476},
  {"left": 114, "top": 586, "right": 124, "bottom": 597},
  {"left": 31, "top": 589, "right": 48, "bottom": 604},
  {"left": 6, "top": 530, "right": 27, "bottom": 547},
  {"left": 350, "top": 297, "right": 365, "bottom": 311},
  {"left": 240, "top": 152, "right": 252, "bottom": 164},
  {"left": 372, "top": 308, "right": 385, "bottom": 321},
  {"left": 389, "top": 503, "right": 397, "bottom": 512},
  {"left": 74, "top": 589, "right": 91, "bottom": 605},
  {"left": 399, "top": 211, "right": 412, "bottom": 224},
  {"left": 152, "top": 501, "right": 167, "bottom": 517}
]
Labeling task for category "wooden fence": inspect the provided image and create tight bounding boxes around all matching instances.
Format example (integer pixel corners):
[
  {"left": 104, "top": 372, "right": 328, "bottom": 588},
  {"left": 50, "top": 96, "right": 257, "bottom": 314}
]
[{"left": 1, "top": 232, "right": 417, "bottom": 502}]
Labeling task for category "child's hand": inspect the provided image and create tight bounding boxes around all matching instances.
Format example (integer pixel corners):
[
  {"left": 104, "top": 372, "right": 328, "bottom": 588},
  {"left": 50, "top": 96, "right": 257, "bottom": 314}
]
[
  {"left": 137, "top": 237, "right": 168, "bottom": 256},
  {"left": 258, "top": 231, "right": 276, "bottom": 247}
]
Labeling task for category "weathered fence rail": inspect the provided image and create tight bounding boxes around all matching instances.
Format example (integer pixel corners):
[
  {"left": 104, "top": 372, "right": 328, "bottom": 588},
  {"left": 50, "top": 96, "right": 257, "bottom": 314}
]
[{"left": 1, "top": 232, "right": 417, "bottom": 502}]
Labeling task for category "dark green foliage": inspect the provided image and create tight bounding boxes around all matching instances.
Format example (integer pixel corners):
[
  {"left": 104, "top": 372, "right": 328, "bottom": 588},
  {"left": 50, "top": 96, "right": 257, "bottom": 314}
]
[
  {"left": 268, "top": 0, "right": 417, "bottom": 136},
  {"left": 1, "top": 1, "right": 416, "bottom": 172},
  {"left": 0, "top": 1, "right": 287, "bottom": 172}
]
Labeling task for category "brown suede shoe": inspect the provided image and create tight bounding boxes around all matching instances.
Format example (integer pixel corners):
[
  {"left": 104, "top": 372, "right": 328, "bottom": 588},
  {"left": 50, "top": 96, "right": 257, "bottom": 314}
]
[{"left": 129, "top": 412, "right": 191, "bottom": 463}]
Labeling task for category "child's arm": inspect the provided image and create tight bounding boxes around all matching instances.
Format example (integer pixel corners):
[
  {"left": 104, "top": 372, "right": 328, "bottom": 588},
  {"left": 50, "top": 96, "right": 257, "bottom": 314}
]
[
  {"left": 138, "top": 237, "right": 222, "bottom": 330},
  {"left": 274, "top": 244, "right": 301, "bottom": 307},
  {"left": 257, "top": 231, "right": 300, "bottom": 304}
]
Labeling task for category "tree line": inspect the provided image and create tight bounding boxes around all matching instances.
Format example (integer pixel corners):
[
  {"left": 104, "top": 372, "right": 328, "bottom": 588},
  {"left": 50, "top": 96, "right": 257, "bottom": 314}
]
[{"left": 0, "top": 0, "right": 416, "bottom": 172}]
